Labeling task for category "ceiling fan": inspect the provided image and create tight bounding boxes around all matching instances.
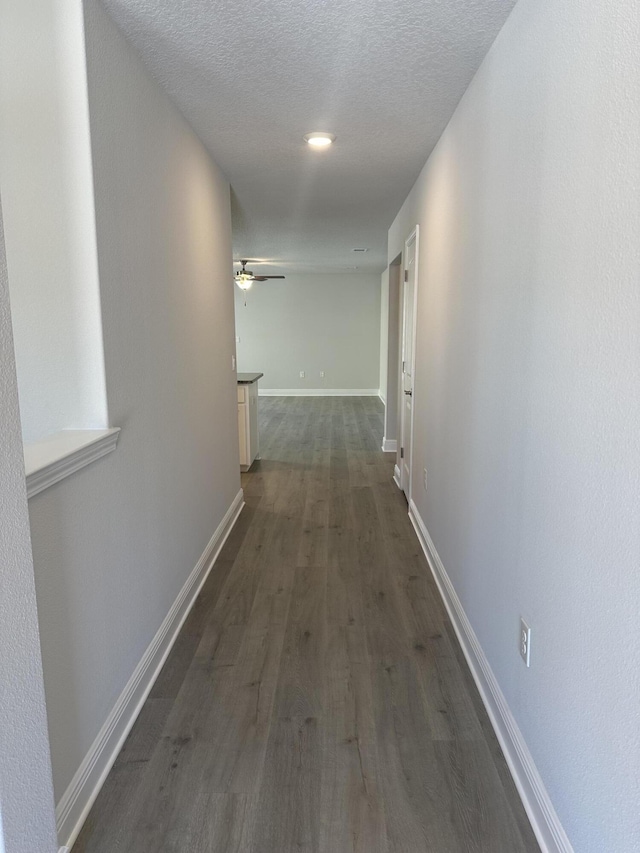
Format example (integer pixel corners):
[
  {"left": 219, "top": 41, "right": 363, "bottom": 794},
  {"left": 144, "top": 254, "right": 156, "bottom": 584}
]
[{"left": 234, "top": 259, "right": 285, "bottom": 291}]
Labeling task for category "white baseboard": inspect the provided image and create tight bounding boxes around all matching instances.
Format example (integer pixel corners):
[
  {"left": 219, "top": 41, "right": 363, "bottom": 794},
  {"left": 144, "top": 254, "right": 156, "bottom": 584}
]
[
  {"left": 258, "top": 388, "right": 379, "bottom": 397},
  {"left": 55, "top": 489, "right": 245, "bottom": 850},
  {"left": 378, "top": 390, "right": 386, "bottom": 405},
  {"left": 381, "top": 437, "right": 397, "bottom": 453},
  {"left": 393, "top": 464, "right": 401, "bottom": 489},
  {"left": 407, "top": 500, "right": 574, "bottom": 853}
]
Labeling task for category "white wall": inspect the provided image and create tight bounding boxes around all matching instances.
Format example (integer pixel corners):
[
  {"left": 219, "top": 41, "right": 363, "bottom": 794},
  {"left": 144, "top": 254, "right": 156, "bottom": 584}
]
[
  {"left": 389, "top": 0, "right": 640, "bottom": 849},
  {"left": 0, "top": 0, "right": 108, "bottom": 443},
  {"left": 0, "top": 201, "right": 58, "bottom": 852},
  {"left": 27, "top": 0, "right": 240, "bottom": 812},
  {"left": 235, "top": 273, "right": 381, "bottom": 391}
]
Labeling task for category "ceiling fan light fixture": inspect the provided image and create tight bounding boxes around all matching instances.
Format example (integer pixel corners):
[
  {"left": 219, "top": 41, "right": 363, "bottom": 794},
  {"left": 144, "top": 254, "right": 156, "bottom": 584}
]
[
  {"left": 235, "top": 274, "right": 253, "bottom": 291},
  {"left": 304, "top": 132, "right": 335, "bottom": 148},
  {"left": 234, "top": 260, "right": 285, "bottom": 297}
]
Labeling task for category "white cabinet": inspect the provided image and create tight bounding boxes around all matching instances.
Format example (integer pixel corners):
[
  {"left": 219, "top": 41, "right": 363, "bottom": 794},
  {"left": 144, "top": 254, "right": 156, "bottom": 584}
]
[{"left": 237, "top": 380, "right": 260, "bottom": 471}]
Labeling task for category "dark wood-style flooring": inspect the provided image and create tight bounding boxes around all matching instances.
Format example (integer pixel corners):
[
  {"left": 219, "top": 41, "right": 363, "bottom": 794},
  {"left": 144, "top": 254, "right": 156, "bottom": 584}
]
[{"left": 74, "top": 396, "right": 539, "bottom": 852}]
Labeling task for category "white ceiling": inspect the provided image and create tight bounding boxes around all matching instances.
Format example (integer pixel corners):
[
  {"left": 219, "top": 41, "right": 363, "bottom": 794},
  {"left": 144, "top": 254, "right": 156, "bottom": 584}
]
[{"left": 101, "top": 0, "right": 517, "bottom": 274}]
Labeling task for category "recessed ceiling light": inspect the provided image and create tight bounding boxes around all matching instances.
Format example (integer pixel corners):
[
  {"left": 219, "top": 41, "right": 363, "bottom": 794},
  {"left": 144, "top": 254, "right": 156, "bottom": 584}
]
[{"left": 304, "top": 132, "right": 336, "bottom": 148}]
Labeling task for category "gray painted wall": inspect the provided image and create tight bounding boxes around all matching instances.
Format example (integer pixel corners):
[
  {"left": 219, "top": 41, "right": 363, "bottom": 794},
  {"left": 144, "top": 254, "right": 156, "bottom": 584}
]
[
  {"left": 27, "top": 0, "right": 240, "bottom": 805},
  {"left": 0, "top": 203, "right": 58, "bottom": 852},
  {"left": 235, "top": 273, "right": 381, "bottom": 391},
  {"left": 388, "top": 0, "right": 640, "bottom": 849}
]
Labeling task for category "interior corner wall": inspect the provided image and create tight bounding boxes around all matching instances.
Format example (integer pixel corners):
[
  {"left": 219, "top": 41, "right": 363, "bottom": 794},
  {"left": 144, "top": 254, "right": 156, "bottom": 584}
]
[
  {"left": 26, "top": 0, "right": 240, "bottom": 809},
  {"left": 388, "top": 0, "right": 640, "bottom": 849},
  {"left": 234, "top": 273, "right": 381, "bottom": 391},
  {"left": 0, "top": 0, "right": 108, "bottom": 443},
  {"left": 0, "top": 200, "right": 58, "bottom": 853}
]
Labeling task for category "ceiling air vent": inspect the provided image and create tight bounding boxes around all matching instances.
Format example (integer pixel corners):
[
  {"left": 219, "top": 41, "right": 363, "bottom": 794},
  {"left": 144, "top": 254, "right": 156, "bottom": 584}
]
[{"left": 352, "top": 248, "right": 369, "bottom": 253}]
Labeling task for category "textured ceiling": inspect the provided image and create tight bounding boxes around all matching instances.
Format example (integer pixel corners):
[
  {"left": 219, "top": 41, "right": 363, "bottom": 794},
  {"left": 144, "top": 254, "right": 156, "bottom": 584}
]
[{"left": 101, "top": 0, "right": 517, "bottom": 274}]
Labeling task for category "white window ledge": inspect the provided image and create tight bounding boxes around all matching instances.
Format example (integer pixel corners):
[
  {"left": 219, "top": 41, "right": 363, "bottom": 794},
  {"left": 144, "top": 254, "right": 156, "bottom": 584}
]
[{"left": 24, "top": 428, "right": 121, "bottom": 499}]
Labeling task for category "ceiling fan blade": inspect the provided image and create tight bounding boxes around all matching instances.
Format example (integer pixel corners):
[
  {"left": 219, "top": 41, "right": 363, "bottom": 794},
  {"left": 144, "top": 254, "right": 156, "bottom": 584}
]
[{"left": 255, "top": 275, "right": 285, "bottom": 280}]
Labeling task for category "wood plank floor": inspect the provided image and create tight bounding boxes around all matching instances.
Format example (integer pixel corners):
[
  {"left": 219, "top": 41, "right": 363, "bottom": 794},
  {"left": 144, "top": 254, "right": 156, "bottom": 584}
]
[{"left": 74, "top": 397, "right": 539, "bottom": 853}]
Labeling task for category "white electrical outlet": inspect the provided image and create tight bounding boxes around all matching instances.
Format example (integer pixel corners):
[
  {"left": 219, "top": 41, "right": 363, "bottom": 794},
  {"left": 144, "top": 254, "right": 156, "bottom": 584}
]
[
  {"left": 520, "top": 618, "right": 531, "bottom": 667},
  {"left": 299, "top": 370, "right": 305, "bottom": 378},
  {"left": 423, "top": 468, "right": 428, "bottom": 491},
  {"left": 320, "top": 371, "right": 325, "bottom": 378}
]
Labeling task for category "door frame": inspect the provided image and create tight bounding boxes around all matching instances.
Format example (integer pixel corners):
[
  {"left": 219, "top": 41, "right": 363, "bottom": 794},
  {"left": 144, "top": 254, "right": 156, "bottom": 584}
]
[{"left": 399, "top": 225, "right": 419, "bottom": 503}]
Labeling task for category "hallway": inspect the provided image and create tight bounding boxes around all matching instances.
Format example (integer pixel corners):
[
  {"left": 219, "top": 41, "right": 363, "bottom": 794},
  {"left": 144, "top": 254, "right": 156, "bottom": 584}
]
[{"left": 75, "top": 397, "right": 538, "bottom": 852}]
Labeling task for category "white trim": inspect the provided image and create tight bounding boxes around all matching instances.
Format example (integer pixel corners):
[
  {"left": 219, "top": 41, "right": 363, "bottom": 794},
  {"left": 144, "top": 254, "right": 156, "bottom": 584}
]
[
  {"left": 59, "top": 848, "right": 70, "bottom": 853},
  {"left": 378, "top": 390, "right": 386, "bottom": 405},
  {"left": 25, "top": 429, "right": 120, "bottom": 499},
  {"left": 382, "top": 438, "right": 397, "bottom": 453},
  {"left": 258, "top": 388, "right": 379, "bottom": 397},
  {"left": 407, "top": 500, "right": 574, "bottom": 853},
  {"left": 55, "top": 489, "right": 245, "bottom": 850},
  {"left": 393, "top": 464, "right": 402, "bottom": 489}
]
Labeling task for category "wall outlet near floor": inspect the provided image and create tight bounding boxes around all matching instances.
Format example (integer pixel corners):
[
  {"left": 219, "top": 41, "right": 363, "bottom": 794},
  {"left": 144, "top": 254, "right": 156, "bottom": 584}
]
[
  {"left": 423, "top": 468, "right": 428, "bottom": 491},
  {"left": 320, "top": 371, "right": 325, "bottom": 378},
  {"left": 299, "top": 370, "right": 305, "bottom": 378},
  {"left": 520, "top": 618, "right": 531, "bottom": 667}
]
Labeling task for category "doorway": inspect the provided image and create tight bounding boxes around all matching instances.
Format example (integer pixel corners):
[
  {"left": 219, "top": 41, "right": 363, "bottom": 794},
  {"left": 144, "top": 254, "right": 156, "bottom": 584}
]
[
  {"left": 381, "top": 255, "right": 402, "bottom": 453},
  {"left": 399, "top": 226, "right": 419, "bottom": 502}
]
